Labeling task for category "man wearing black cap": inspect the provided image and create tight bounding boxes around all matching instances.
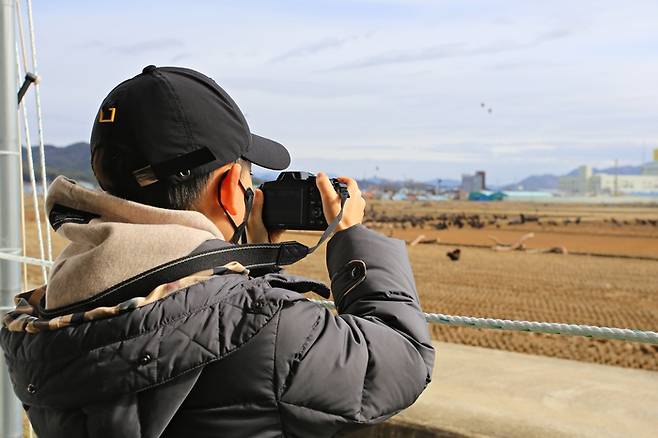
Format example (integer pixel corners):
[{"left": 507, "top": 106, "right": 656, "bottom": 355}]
[
  {"left": 90, "top": 65, "right": 293, "bottom": 244},
  {"left": 0, "top": 66, "right": 434, "bottom": 438}
]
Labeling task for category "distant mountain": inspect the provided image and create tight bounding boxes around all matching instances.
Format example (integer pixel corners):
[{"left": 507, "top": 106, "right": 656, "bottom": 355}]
[
  {"left": 566, "top": 165, "right": 642, "bottom": 176},
  {"left": 503, "top": 174, "right": 560, "bottom": 191},
  {"left": 22, "top": 142, "right": 651, "bottom": 192},
  {"left": 425, "top": 178, "right": 461, "bottom": 189},
  {"left": 355, "top": 177, "right": 460, "bottom": 191},
  {"left": 22, "top": 142, "right": 94, "bottom": 184},
  {"left": 505, "top": 165, "right": 644, "bottom": 191}
]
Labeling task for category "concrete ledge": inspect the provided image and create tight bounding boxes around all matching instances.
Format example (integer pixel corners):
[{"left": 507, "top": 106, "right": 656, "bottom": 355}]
[{"left": 352, "top": 342, "right": 658, "bottom": 437}]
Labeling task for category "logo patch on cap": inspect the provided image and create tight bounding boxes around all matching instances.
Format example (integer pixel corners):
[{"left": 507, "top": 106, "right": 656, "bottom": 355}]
[{"left": 98, "top": 107, "right": 116, "bottom": 123}]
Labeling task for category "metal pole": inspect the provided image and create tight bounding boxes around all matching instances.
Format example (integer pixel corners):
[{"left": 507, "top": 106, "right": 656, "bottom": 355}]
[{"left": 1, "top": 0, "right": 25, "bottom": 437}]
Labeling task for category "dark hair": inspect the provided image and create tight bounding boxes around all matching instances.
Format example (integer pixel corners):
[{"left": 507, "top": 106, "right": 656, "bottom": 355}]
[
  {"left": 163, "top": 173, "right": 212, "bottom": 210},
  {"left": 91, "top": 143, "right": 213, "bottom": 210}
]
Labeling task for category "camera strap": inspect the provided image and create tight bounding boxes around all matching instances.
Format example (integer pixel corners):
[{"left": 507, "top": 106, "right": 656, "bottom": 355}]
[
  {"left": 37, "top": 192, "right": 348, "bottom": 318},
  {"left": 306, "top": 189, "right": 347, "bottom": 253}
]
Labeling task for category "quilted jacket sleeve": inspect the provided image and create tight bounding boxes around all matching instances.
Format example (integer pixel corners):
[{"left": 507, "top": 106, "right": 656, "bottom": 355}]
[{"left": 275, "top": 225, "right": 435, "bottom": 436}]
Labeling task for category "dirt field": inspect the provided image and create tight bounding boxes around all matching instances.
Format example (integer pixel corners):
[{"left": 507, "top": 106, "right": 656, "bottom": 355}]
[
  {"left": 17, "top": 198, "right": 658, "bottom": 371},
  {"left": 363, "top": 200, "right": 658, "bottom": 258}
]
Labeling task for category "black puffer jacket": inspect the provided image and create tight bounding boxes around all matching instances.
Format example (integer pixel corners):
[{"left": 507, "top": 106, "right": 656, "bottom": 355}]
[{"left": 1, "top": 225, "right": 434, "bottom": 437}]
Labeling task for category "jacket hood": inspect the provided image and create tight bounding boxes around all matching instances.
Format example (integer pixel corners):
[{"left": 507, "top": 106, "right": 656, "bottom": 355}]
[{"left": 44, "top": 176, "right": 224, "bottom": 310}]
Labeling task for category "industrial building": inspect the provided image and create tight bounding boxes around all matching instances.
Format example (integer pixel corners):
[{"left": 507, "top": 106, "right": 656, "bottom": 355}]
[
  {"left": 642, "top": 148, "right": 658, "bottom": 175},
  {"left": 461, "top": 171, "right": 486, "bottom": 193},
  {"left": 558, "top": 149, "right": 658, "bottom": 195}
]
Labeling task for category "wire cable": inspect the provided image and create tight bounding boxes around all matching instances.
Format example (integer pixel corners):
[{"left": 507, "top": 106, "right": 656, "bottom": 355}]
[
  {"left": 26, "top": 0, "right": 52, "bottom": 263},
  {"left": 310, "top": 299, "right": 658, "bottom": 345}
]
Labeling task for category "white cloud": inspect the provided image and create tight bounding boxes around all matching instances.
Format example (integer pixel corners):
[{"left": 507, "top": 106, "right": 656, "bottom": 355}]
[
  {"left": 29, "top": 0, "right": 658, "bottom": 184},
  {"left": 490, "top": 144, "right": 557, "bottom": 155}
]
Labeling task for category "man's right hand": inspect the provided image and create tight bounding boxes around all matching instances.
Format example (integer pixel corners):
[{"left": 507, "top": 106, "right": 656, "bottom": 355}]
[{"left": 316, "top": 173, "right": 366, "bottom": 232}]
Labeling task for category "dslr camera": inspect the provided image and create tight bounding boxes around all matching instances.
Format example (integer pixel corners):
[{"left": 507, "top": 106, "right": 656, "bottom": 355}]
[{"left": 260, "top": 171, "right": 349, "bottom": 231}]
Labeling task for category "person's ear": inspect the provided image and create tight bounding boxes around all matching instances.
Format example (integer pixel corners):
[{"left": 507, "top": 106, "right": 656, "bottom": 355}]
[{"left": 219, "top": 163, "right": 243, "bottom": 216}]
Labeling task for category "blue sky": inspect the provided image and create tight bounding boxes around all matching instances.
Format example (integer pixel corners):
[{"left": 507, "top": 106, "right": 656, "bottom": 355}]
[{"left": 23, "top": 0, "right": 658, "bottom": 183}]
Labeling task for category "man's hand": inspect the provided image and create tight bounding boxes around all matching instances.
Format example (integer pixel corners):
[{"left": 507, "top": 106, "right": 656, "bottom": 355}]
[
  {"left": 247, "top": 188, "right": 285, "bottom": 244},
  {"left": 316, "top": 173, "right": 365, "bottom": 232}
]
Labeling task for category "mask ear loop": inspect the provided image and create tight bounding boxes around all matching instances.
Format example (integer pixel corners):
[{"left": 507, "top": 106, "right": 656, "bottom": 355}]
[
  {"left": 217, "top": 170, "right": 254, "bottom": 244},
  {"left": 236, "top": 185, "right": 254, "bottom": 244}
]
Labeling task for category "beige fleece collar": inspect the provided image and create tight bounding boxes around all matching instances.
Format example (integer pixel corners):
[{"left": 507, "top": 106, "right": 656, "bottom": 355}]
[
  {"left": 44, "top": 176, "right": 225, "bottom": 310},
  {"left": 46, "top": 176, "right": 223, "bottom": 237}
]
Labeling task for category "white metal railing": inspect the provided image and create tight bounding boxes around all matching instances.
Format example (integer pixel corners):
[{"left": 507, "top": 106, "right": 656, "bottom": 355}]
[{"left": 1, "top": 1, "right": 44, "bottom": 436}]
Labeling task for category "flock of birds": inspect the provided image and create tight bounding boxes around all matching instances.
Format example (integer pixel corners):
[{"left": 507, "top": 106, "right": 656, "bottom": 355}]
[
  {"left": 606, "top": 218, "right": 658, "bottom": 227},
  {"left": 366, "top": 211, "right": 658, "bottom": 231},
  {"left": 364, "top": 210, "right": 657, "bottom": 262},
  {"left": 364, "top": 211, "right": 589, "bottom": 230}
]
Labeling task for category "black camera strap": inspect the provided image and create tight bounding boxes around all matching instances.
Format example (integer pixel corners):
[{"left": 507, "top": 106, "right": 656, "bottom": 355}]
[
  {"left": 307, "top": 190, "right": 347, "bottom": 254},
  {"left": 38, "top": 193, "right": 348, "bottom": 318}
]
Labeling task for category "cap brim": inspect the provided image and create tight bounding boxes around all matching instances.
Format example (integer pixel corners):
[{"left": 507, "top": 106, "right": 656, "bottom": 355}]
[{"left": 242, "top": 134, "right": 291, "bottom": 170}]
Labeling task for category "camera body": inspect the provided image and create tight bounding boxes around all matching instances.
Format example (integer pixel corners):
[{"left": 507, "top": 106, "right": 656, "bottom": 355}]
[{"left": 260, "top": 171, "right": 348, "bottom": 231}]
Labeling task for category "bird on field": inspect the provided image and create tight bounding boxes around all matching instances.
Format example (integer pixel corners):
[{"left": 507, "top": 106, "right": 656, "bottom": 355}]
[{"left": 446, "top": 249, "right": 461, "bottom": 261}]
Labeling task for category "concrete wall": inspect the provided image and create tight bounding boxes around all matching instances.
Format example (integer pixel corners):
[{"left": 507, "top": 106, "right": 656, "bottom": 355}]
[{"left": 357, "top": 342, "right": 658, "bottom": 438}]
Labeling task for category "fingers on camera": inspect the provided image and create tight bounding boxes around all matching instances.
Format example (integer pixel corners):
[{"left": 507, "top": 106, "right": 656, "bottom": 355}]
[
  {"left": 317, "top": 172, "right": 340, "bottom": 202},
  {"left": 251, "top": 189, "right": 264, "bottom": 214},
  {"left": 338, "top": 176, "right": 362, "bottom": 201}
]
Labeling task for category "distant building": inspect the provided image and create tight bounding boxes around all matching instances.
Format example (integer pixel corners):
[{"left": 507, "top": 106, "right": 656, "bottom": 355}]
[
  {"left": 502, "top": 190, "right": 553, "bottom": 200},
  {"left": 467, "top": 190, "right": 552, "bottom": 202},
  {"left": 468, "top": 191, "right": 506, "bottom": 201},
  {"left": 559, "top": 152, "right": 658, "bottom": 196},
  {"left": 642, "top": 148, "right": 658, "bottom": 175},
  {"left": 558, "top": 166, "right": 592, "bottom": 194},
  {"left": 461, "top": 171, "right": 486, "bottom": 193}
]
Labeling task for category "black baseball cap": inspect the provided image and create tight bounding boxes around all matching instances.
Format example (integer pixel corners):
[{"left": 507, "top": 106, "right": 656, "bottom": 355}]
[{"left": 91, "top": 65, "right": 290, "bottom": 192}]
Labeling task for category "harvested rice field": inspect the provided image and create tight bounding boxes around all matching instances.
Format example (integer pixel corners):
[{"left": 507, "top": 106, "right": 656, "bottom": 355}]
[
  {"left": 20, "top": 198, "right": 658, "bottom": 370},
  {"left": 288, "top": 200, "right": 658, "bottom": 371}
]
